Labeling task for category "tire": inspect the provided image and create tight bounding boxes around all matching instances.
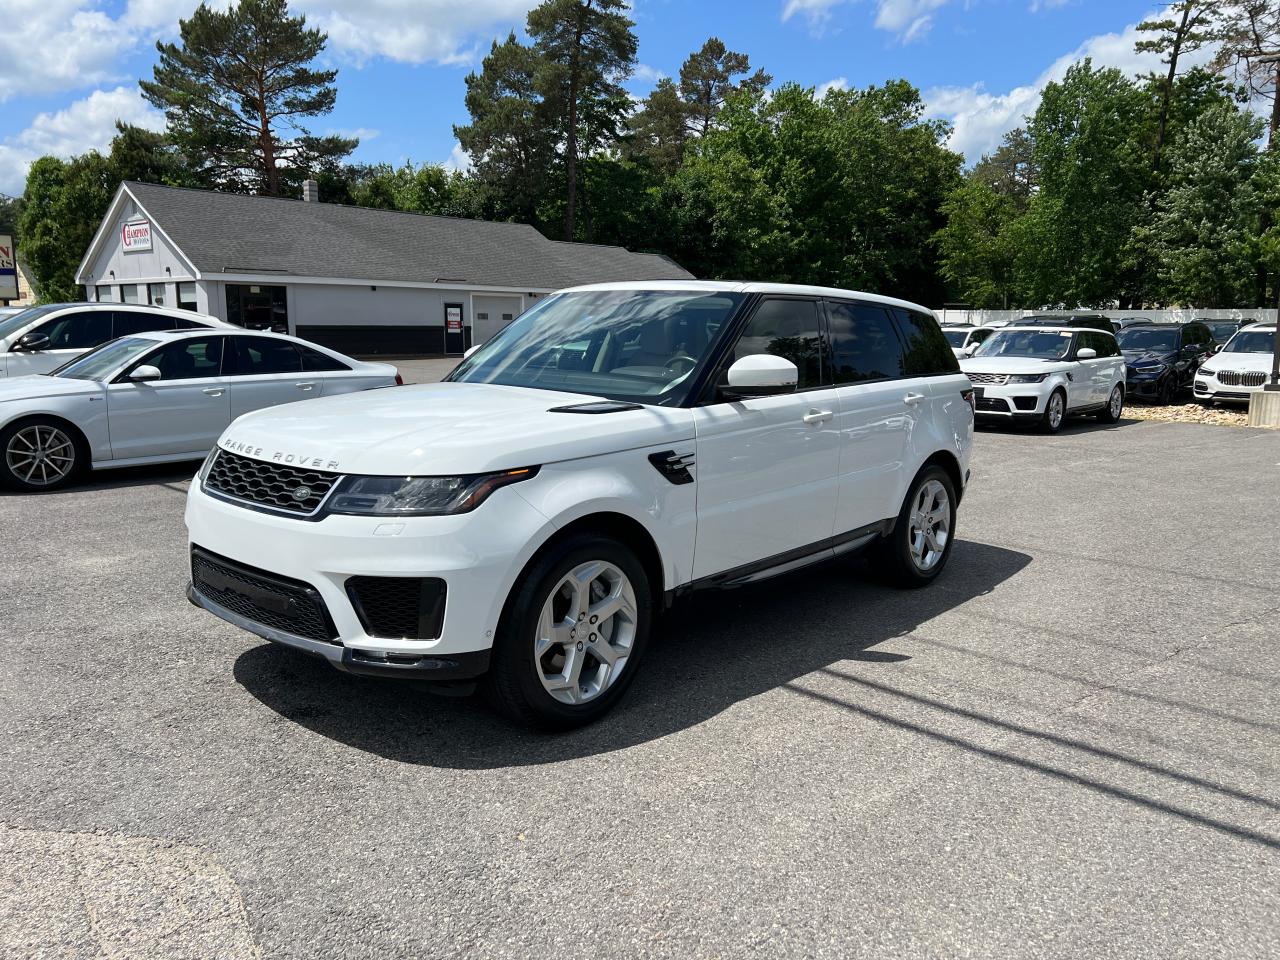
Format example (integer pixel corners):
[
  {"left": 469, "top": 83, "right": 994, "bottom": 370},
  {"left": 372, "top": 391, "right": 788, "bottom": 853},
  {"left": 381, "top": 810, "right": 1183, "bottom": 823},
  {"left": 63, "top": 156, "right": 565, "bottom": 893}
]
[
  {"left": 0, "top": 418, "right": 86, "bottom": 492},
  {"left": 485, "top": 532, "right": 653, "bottom": 730},
  {"left": 1040, "top": 389, "right": 1067, "bottom": 434},
  {"left": 1157, "top": 375, "right": 1175, "bottom": 405},
  {"left": 874, "top": 465, "right": 958, "bottom": 589},
  {"left": 1096, "top": 384, "right": 1124, "bottom": 423}
]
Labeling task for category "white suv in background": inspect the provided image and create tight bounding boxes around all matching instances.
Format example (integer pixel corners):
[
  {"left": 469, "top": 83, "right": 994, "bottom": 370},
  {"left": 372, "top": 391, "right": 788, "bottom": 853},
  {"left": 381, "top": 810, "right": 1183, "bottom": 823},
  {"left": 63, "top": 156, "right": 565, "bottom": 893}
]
[
  {"left": 959, "top": 326, "right": 1126, "bottom": 432},
  {"left": 1195, "top": 323, "right": 1276, "bottom": 405},
  {"left": 186, "top": 282, "right": 974, "bottom": 729},
  {"left": 0, "top": 303, "right": 231, "bottom": 377}
]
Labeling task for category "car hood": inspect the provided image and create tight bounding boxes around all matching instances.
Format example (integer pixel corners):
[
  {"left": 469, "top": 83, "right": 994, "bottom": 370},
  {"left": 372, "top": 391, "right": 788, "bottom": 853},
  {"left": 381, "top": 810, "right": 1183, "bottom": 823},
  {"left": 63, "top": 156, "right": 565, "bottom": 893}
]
[
  {"left": 217, "top": 381, "right": 696, "bottom": 475},
  {"left": 1200, "top": 352, "right": 1273, "bottom": 373},
  {"left": 1120, "top": 348, "right": 1177, "bottom": 367},
  {"left": 960, "top": 356, "right": 1073, "bottom": 375},
  {"left": 0, "top": 375, "right": 102, "bottom": 403}
]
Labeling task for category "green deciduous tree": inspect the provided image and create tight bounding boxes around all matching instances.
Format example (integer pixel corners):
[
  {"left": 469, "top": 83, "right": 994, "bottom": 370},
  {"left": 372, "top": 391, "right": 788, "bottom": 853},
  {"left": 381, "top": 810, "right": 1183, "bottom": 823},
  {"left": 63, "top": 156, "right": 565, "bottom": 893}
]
[
  {"left": 140, "top": 0, "right": 356, "bottom": 196},
  {"left": 1150, "top": 102, "right": 1264, "bottom": 306},
  {"left": 17, "top": 154, "right": 115, "bottom": 302}
]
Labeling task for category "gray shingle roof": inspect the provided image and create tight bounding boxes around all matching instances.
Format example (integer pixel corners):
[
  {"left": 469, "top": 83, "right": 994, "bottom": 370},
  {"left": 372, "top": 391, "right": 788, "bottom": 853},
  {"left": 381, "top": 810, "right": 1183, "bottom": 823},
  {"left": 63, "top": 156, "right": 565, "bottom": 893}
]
[{"left": 124, "top": 181, "right": 694, "bottom": 288}]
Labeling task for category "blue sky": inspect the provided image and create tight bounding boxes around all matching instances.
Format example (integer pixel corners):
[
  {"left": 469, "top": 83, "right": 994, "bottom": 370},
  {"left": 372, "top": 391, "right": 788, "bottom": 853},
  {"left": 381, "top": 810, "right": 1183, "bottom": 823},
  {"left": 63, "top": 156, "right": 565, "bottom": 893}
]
[{"left": 0, "top": 1, "right": 1192, "bottom": 195}]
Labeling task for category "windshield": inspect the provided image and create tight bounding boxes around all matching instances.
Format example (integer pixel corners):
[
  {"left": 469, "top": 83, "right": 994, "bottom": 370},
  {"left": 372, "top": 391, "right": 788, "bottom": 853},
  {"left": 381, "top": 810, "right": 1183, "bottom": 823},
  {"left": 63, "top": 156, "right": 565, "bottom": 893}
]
[
  {"left": 0, "top": 305, "right": 62, "bottom": 342},
  {"left": 51, "top": 337, "right": 154, "bottom": 380},
  {"left": 447, "top": 290, "right": 747, "bottom": 404},
  {"left": 1205, "top": 322, "right": 1240, "bottom": 341},
  {"left": 941, "top": 329, "right": 970, "bottom": 347},
  {"left": 1117, "top": 328, "right": 1178, "bottom": 353},
  {"left": 973, "top": 329, "right": 1074, "bottom": 360},
  {"left": 1222, "top": 330, "right": 1275, "bottom": 354}
]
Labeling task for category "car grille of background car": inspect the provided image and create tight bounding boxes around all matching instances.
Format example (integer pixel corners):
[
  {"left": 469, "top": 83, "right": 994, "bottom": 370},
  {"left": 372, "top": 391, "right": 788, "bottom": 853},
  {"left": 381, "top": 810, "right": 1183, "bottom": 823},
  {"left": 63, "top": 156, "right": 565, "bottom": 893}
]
[{"left": 1216, "top": 370, "right": 1266, "bottom": 387}]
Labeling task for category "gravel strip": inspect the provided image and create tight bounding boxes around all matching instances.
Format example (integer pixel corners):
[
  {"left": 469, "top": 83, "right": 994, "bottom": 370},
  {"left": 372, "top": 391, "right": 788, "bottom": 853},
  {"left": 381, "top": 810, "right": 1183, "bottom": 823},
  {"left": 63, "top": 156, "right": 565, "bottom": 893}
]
[{"left": 1124, "top": 402, "right": 1252, "bottom": 427}]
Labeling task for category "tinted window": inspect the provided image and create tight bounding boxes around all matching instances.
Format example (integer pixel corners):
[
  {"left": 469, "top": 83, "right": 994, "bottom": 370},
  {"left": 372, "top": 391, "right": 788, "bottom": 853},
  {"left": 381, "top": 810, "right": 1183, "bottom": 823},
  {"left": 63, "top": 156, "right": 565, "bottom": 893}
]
[
  {"left": 1186, "top": 323, "right": 1210, "bottom": 347},
  {"left": 134, "top": 337, "right": 224, "bottom": 381},
  {"left": 730, "top": 298, "right": 824, "bottom": 389},
  {"left": 298, "top": 344, "right": 350, "bottom": 372},
  {"left": 113, "top": 311, "right": 177, "bottom": 337},
  {"left": 36, "top": 310, "right": 113, "bottom": 349},
  {"left": 895, "top": 308, "right": 959, "bottom": 375},
  {"left": 827, "top": 302, "right": 905, "bottom": 384},
  {"left": 1079, "top": 332, "right": 1115, "bottom": 357},
  {"left": 234, "top": 337, "right": 303, "bottom": 375},
  {"left": 970, "top": 328, "right": 995, "bottom": 344}
]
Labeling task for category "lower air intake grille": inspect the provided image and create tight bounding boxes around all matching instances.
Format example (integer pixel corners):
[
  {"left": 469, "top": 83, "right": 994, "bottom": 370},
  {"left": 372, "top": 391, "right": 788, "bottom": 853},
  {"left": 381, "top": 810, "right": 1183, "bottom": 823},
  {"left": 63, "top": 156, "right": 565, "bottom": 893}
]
[
  {"left": 192, "top": 547, "right": 337, "bottom": 643},
  {"left": 346, "top": 576, "right": 447, "bottom": 640},
  {"left": 205, "top": 450, "right": 340, "bottom": 515}
]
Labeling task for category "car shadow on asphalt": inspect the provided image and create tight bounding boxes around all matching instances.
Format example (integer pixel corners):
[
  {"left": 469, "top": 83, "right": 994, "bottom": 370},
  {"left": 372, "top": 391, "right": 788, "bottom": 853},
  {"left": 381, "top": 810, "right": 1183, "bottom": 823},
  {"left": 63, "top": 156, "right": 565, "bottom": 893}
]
[
  {"left": 0, "top": 460, "right": 200, "bottom": 496},
  {"left": 974, "top": 416, "right": 1139, "bottom": 436},
  {"left": 232, "top": 539, "right": 1033, "bottom": 769}
]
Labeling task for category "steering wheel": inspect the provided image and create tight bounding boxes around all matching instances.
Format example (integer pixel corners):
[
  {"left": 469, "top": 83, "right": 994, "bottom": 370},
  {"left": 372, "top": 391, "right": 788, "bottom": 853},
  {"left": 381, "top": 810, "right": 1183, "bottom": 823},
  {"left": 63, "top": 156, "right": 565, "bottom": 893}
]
[{"left": 664, "top": 353, "right": 697, "bottom": 377}]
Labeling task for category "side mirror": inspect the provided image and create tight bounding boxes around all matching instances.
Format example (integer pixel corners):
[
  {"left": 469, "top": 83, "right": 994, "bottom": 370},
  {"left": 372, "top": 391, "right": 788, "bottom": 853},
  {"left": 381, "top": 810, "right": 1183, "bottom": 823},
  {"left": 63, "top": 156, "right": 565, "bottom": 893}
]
[
  {"left": 13, "top": 332, "right": 50, "bottom": 353},
  {"left": 964, "top": 342, "right": 980, "bottom": 356},
  {"left": 462, "top": 344, "right": 481, "bottom": 359},
  {"left": 722, "top": 354, "right": 798, "bottom": 398},
  {"left": 1076, "top": 347, "right": 1097, "bottom": 360},
  {"left": 128, "top": 364, "right": 162, "bottom": 383}
]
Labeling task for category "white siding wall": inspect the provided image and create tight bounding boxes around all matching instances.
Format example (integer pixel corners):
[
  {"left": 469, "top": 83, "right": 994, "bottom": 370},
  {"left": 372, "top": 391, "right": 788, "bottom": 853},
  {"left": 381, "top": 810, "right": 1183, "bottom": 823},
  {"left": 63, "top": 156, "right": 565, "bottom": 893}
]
[{"left": 80, "top": 197, "right": 196, "bottom": 292}]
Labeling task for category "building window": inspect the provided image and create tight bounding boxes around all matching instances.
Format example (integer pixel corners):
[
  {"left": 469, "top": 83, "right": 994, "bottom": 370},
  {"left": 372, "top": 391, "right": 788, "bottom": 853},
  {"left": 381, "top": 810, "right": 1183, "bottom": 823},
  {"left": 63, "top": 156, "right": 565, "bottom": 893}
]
[
  {"left": 148, "top": 282, "right": 166, "bottom": 306},
  {"left": 225, "top": 283, "right": 287, "bottom": 332},
  {"left": 121, "top": 284, "right": 140, "bottom": 304},
  {"left": 177, "top": 282, "right": 197, "bottom": 311},
  {"left": 95, "top": 285, "right": 113, "bottom": 302}
]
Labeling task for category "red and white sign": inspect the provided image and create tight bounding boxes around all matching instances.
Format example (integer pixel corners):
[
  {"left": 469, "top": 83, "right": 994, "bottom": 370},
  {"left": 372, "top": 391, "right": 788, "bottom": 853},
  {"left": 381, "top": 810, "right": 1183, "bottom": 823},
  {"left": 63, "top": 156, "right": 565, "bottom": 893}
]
[
  {"left": 121, "top": 219, "right": 153, "bottom": 252},
  {"left": 446, "top": 306, "right": 463, "bottom": 332}
]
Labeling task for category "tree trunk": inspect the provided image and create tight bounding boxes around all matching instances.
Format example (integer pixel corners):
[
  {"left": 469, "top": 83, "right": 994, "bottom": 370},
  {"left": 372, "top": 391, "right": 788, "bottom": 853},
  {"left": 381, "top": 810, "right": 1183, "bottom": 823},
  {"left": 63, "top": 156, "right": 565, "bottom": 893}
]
[
  {"left": 563, "top": 8, "right": 586, "bottom": 241},
  {"left": 1153, "top": 4, "right": 1192, "bottom": 172},
  {"left": 257, "top": 71, "right": 278, "bottom": 196}
]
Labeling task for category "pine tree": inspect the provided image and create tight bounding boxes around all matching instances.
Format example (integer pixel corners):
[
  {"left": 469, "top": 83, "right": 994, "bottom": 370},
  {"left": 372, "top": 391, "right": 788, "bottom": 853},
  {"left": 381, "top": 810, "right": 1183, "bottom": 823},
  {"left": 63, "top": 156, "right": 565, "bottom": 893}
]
[
  {"left": 627, "top": 78, "right": 688, "bottom": 176},
  {"left": 678, "top": 38, "right": 770, "bottom": 138},
  {"left": 140, "top": 0, "right": 356, "bottom": 196},
  {"left": 527, "top": 0, "right": 637, "bottom": 241},
  {"left": 1136, "top": 1, "right": 1215, "bottom": 172}
]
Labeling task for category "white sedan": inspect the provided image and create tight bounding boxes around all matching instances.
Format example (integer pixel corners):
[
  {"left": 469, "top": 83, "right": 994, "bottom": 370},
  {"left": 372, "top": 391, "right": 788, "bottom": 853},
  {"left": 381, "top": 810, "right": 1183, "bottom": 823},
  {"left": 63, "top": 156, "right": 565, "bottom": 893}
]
[{"left": 0, "top": 329, "right": 400, "bottom": 491}]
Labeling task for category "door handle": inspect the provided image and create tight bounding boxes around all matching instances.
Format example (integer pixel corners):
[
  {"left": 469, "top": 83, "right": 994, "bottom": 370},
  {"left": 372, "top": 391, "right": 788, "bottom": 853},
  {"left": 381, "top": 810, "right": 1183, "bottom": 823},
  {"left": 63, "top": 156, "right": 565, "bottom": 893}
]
[
  {"left": 295, "top": 382, "right": 315, "bottom": 391},
  {"left": 903, "top": 392, "right": 926, "bottom": 405},
  {"left": 802, "top": 409, "right": 833, "bottom": 424},
  {"left": 202, "top": 388, "right": 224, "bottom": 397}
]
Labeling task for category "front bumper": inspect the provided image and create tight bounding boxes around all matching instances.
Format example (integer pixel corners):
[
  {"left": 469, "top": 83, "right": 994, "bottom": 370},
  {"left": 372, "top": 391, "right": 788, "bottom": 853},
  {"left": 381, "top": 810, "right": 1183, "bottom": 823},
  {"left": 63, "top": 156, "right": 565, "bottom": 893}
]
[
  {"left": 1194, "top": 376, "right": 1266, "bottom": 404},
  {"left": 185, "top": 473, "right": 557, "bottom": 665},
  {"left": 1125, "top": 374, "right": 1168, "bottom": 400},
  {"left": 970, "top": 382, "right": 1049, "bottom": 423}
]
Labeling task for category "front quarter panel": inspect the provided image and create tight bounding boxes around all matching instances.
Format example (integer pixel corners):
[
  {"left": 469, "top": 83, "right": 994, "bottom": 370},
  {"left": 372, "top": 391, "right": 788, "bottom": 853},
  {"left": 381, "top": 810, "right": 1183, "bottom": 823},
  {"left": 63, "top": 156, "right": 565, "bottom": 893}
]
[{"left": 0, "top": 389, "right": 111, "bottom": 462}]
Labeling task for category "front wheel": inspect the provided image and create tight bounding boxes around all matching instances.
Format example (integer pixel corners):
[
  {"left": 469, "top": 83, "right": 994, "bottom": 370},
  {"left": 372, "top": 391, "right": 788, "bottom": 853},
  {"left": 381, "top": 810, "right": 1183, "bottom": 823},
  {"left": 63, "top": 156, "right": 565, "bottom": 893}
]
[
  {"left": 0, "top": 418, "right": 85, "bottom": 492},
  {"left": 1097, "top": 384, "right": 1124, "bottom": 423},
  {"left": 485, "top": 533, "right": 652, "bottom": 730},
  {"left": 1040, "top": 389, "right": 1067, "bottom": 434},
  {"left": 874, "top": 465, "right": 957, "bottom": 588}
]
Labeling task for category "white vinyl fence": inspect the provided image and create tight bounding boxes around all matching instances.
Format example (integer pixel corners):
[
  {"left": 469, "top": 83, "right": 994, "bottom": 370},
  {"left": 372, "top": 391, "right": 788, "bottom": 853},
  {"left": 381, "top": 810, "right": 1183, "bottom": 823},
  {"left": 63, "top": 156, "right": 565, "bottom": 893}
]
[{"left": 935, "top": 307, "right": 1278, "bottom": 326}]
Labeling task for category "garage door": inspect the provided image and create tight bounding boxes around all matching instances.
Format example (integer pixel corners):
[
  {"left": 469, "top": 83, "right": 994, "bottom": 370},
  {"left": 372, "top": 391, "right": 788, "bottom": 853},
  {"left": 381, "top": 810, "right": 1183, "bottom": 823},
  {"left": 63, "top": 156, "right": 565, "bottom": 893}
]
[{"left": 472, "top": 296, "right": 524, "bottom": 345}]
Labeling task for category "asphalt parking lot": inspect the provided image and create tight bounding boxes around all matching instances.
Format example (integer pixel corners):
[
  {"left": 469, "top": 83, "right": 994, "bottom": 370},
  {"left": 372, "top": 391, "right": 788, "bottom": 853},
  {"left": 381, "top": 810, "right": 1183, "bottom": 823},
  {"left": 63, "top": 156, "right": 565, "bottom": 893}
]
[{"left": 2, "top": 414, "right": 1278, "bottom": 959}]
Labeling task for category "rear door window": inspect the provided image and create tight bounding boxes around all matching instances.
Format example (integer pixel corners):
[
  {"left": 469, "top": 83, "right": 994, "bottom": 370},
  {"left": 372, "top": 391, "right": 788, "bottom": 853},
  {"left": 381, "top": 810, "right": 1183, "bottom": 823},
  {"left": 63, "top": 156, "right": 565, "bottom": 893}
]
[
  {"left": 233, "top": 337, "right": 303, "bottom": 375},
  {"left": 113, "top": 311, "right": 178, "bottom": 337},
  {"left": 826, "top": 301, "right": 905, "bottom": 384}
]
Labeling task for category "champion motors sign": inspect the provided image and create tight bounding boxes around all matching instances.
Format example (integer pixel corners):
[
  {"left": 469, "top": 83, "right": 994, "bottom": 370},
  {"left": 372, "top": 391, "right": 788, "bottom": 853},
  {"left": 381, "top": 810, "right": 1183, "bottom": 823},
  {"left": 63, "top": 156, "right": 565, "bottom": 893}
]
[
  {"left": 0, "top": 235, "right": 17, "bottom": 301},
  {"left": 121, "top": 219, "right": 153, "bottom": 252}
]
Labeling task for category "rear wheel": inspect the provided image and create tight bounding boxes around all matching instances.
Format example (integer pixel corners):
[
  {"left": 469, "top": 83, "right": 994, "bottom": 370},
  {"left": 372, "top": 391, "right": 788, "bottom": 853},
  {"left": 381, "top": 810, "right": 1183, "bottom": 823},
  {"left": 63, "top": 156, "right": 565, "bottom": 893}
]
[
  {"left": 874, "top": 465, "right": 957, "bottom": 588},
  {"left": 1097, "top": 384, "right": 1124, "bottom": 423},
  {"left": 0, "top": 419, "right": 85, "bottom": 492},
  {"left": 1157, "top": 374, "right": 1176, "bottom": 405},
  {"left": 485, "top": 533, "right": 652, "bottom": 730},
  {"left": 1040, "top": 389, "right": 1067, "bottom": 433}
]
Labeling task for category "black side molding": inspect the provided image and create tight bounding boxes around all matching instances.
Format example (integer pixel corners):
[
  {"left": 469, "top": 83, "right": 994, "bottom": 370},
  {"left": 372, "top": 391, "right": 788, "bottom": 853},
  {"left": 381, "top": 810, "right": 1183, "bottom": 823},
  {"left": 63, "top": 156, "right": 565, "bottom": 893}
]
[{"left": 547, "top": 401, "right": 645, "bottom": 414}]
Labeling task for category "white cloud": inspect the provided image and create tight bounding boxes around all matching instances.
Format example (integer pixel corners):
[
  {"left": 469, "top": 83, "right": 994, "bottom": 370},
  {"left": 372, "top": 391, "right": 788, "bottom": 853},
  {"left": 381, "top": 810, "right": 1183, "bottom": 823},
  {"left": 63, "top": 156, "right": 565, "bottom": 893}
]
[
  {"left": 783, "top": 0, "right": 953, "bottom": 40},
  {"left": 0, "top": 88, "right": 164, "bottom": 194},
  {"left": 925, "top": 12, "right": 1217, "bottom": 161},
  {"left": 328, "top": 127, "right": 381, "bottom": 143},
  {"left": 0, "top": 1, "right": 134, "bottom": 102},
  {"left": 633, "top": 64, "right": 667, "bottom": 83},
  {"left": 443, "top": 143, "right": 472, "bottom": 173},
  {"left": 782, "top": 0, "right": 844, "bottom": 29},
  {"left": 816, "top": 76, "right": 849, "bottom": 98},
  {"left": 1029, "top": 0, "right": 1072, "bottom": 11}
]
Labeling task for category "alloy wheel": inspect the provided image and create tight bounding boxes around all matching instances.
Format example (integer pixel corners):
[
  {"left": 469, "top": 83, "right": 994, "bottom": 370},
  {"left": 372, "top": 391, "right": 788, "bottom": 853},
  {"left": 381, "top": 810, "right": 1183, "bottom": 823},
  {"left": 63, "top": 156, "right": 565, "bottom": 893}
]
[
  {"left": 5, "top": 425, "right": 76, "bottom": 487},
  {"left": 1109, "top": 386, "right": 1123, "bottom": 418},
  {"left": 1048, "top": 392, "right": 1065, "bottom": 430},
  {"left": 535, "top": 560, "right": 638, "bottom": 705},
  {"left": 907, "top": 479, "right": 951, "bottom": 572}
]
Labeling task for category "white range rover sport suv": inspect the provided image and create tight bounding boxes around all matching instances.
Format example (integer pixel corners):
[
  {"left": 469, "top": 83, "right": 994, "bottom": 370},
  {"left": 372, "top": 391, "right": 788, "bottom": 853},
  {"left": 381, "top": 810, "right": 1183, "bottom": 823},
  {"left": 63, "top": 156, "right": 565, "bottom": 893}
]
[{"left": 186, "top": 282, "right": 975, "bottom": 728}]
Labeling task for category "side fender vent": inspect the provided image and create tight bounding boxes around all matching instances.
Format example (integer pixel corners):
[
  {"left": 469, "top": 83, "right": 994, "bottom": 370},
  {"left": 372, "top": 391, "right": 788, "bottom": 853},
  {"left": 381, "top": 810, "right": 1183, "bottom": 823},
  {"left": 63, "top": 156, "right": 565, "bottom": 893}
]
[{"left": 649, "top": 450, "right": 695, "bottom": 485}]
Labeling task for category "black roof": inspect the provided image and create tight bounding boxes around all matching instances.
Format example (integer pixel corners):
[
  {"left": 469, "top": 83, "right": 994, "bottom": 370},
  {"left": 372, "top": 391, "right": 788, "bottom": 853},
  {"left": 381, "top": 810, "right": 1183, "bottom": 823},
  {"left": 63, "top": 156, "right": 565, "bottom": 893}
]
[{"left": 122, "top": 182, "right": 694, "bottom": 289}]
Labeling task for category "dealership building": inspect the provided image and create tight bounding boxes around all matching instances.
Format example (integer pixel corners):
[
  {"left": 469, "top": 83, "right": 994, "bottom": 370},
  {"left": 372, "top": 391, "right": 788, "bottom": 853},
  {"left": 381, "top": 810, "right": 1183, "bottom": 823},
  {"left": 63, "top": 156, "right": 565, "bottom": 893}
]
[{"left": 76, "top": 181, "right": 694, "bottom": 356}]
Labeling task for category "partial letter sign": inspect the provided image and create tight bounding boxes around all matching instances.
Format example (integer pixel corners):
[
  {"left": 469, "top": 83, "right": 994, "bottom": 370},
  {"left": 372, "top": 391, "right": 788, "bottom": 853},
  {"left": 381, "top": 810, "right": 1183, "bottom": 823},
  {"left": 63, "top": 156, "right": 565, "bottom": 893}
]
[{"left": 0, "top": 235, "right": 17, "bottom": 300}]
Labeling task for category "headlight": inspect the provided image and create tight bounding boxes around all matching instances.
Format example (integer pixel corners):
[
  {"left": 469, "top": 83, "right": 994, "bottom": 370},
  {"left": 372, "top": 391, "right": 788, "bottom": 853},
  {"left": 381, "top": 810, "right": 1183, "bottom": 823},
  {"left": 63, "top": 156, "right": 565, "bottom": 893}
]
[
  {"left": 327, "top": 466, "right": 539, "bottom": 517},
  {"left": 1131, "top": 365, "right": 1165, "bottom": 378},
  {"left": 1198, "top": 368, "right": 1216, "bottom": 379},
  {"left": 198, "top": 448, "right": 219, "bottom": 482},
  {"left": 1006, "top": 373, "right": 1048, "bottom": 384}
]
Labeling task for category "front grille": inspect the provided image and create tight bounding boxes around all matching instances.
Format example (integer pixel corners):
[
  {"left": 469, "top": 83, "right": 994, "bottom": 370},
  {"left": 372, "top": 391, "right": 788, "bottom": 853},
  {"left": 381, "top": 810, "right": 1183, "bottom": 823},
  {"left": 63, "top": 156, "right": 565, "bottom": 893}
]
[
  {"left": 346, "top": 576, "right": 447, "bottom": 640},
  {"left": 205, "top": 450, "right": 340, "bottom": 515},
  {"left": 192, "top": 547, "right": 337, "bottom": 643},
  {"left": 966, "top": 373, "right": 1008, "bottom": 385},
  {"left": 1217, "top": 370, "right": 1266, "bottom": 387},
  {"left": 976, "top": 397, "right": 1010, "bottom": 412}
]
